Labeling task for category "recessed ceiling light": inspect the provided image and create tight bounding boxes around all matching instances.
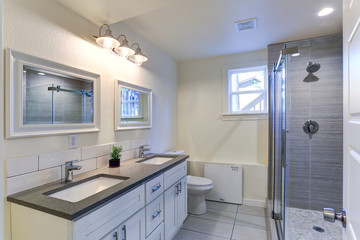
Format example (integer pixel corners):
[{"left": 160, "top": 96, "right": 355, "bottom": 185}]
[
  {"left": 318, "top": 7, "right": 334, "bottom": 17},
  {"left": 37, "top": 72, "right": 45, "bottom": 76},
  {"left": 292, "top": 53, "right": 300, "bottom": 57}
]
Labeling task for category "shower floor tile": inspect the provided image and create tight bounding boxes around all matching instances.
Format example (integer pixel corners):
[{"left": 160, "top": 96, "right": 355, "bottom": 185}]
[{"left": 286, "top": 207, "right": 342, "bottom": 240}]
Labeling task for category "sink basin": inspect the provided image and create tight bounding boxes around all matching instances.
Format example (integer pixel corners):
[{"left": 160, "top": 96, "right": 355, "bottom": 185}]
[
  {"left": 46, "top": 175, "right": 128, "bottom": 202},
  {"left": 138, "top": 156, "right": 174, "bottom": 165}
]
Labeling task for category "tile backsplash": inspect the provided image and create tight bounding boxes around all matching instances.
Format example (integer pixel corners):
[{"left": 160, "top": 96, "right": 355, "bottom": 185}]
[{"left": 6, "top": 138, "right": 149, "bottom": 195}]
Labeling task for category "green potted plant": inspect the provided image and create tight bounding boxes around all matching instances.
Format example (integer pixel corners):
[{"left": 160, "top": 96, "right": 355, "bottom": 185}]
[{"left": 109, "top": 145, "right": 122, "bottom": 167}]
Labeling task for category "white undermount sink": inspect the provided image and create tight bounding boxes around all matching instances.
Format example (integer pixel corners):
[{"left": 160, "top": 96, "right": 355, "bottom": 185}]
[
  {"left": 48, "top": 176, "right": 126, "bottom": 202},
  {"left": 139, "top": 156, "right": 175, "bottom": 165}
]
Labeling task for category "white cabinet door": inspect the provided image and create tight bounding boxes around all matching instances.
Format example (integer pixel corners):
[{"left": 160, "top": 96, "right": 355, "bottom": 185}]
[
  {"left": 164, "top": 184, "right": 178, "bottom": 240},
  {"left": 343, "top": 0, "right": 360, "bottom": 239},
  {"left": 101, "top": 229, "right": 118, "bottom": 240},
  {"left": 177, "top": 177, "right": 187, "bottom": 225},
  {"left": 120, "top": 209, "right": 146, "bottom": 240}
]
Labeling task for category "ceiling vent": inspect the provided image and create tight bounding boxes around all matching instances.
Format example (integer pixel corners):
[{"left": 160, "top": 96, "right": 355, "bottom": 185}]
[{"left": 234, "top": 18, "right": 257, "bottom": 32}]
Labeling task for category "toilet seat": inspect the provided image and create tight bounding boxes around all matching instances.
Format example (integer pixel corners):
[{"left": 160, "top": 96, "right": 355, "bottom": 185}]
[{"left": 187, "top": 175, "right": 213, "bottom": 186}]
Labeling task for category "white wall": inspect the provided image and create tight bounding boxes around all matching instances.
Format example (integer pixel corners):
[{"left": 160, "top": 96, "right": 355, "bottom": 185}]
[
  {"left": 0, "top": 0, "right": 4, "bottom": 238},
  {"left": 3, "top": 0, "right": 178, "bottom": 237},
  {"left": 178, "top": 49, "right": 268, "bottom": 204}
]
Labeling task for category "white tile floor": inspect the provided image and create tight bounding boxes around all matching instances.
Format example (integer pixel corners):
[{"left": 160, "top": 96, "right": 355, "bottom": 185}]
[{"left": 173, "top": 201, "right": 270, "bottom": 240}]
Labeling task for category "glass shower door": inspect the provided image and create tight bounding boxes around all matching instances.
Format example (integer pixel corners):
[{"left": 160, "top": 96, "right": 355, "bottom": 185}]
[{"left": 272, "top": 57, "right": 287, "bottom": 239}]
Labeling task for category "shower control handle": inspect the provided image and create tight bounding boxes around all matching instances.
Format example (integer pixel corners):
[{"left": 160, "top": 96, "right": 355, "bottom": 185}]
[{"left": 323, "top": 208, "right": 346, "bottom": 228}]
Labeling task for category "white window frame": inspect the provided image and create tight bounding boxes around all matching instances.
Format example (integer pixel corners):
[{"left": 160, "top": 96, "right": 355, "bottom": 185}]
[{"left": 222, "top": 62, "right": 268, "bottom": 119}]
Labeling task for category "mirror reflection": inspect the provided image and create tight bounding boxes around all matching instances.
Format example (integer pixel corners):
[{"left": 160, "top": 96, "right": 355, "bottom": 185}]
[
  {"left": 115, "top": 80, "right": 152, "bottom": 130},
  {"left": 22, "top": 65, "right": 94, "bottom": 125},
  {"left": 120, "top": 87, "right": 149, "bottom": 123}
]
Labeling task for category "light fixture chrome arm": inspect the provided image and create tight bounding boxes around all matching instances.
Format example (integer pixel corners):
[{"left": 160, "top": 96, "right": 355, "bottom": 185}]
[{"left": 93, "top": 24, "right": 120, "bottom": 50}]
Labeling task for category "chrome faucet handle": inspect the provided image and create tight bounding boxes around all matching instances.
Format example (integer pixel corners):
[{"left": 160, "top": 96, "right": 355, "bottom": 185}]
[
  {"left": 140, "top": 144, "right": 151, "bottom": 149},
  {"left": 65, "top": 160, "right": 79, "bottom": 167}
]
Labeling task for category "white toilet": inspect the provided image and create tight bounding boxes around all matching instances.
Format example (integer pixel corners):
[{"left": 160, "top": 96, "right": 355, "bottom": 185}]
[
  {"left": 187, "top": 175, "right": 213, "bottom": 215},
  {"left": 164, "top": 150, "right": 214, "bottom": 215}
]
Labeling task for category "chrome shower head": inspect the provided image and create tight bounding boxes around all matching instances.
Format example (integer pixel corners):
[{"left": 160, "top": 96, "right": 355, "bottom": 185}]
[{"left": 306, "top": 62, "right": 321, "bottom": 73}]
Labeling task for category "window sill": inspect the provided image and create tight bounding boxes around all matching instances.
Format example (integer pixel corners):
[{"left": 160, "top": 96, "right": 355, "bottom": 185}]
[{"left": 221, "top": 113, "right": 268, "bottom": 121}]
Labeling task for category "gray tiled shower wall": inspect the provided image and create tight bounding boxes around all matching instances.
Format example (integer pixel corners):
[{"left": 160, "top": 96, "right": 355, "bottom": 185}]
[
  {"left": 285, "top": 35, "right": 343, "bottom": 211},
  {"left": 23, "top": 68, "right": 93, "bottom": 124}
]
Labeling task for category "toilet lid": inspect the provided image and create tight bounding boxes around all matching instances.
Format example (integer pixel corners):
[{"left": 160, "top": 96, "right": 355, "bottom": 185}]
[{"left": 187, "top": 175, "right": 213, "bottom": 186}]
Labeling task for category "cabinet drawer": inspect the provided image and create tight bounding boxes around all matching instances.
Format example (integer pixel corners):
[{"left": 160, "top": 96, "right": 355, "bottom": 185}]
[
  {"left": 146, "top": 194, "right": 164, "bottom": 237},
  {"left": 146, "top": 222, "right": 164, "bottom": 240},
  {"left": 146, "top": 174, "right": 164, "bottom": 204},
  {"left": 164, "top": 161, "right": 187, "bottom": 190},
  {"left": 74, "top": 184, "right": 145, "bottom": 240}
]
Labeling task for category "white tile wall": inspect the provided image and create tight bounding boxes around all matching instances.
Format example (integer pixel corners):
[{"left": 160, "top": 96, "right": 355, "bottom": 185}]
[
  {"left": 81, "top": 144, "right": 112, "bottom": 160},
  {"left": 131, "top": 138, "right": 148, "bottom": 149},
  {"left": 122, "top": 149, "right": 137, "bottom": 161},
  {"left": 39, "top": 149, "right": 81, "bottom": 170},
  {"left": 60, "top": 158, "right": 97, "bottom": 179},
  {"left": 7, "top": 155, "right": 38, "bottom": 177},
  {"left": 6, "top": 140, "right": 148, "bottom": 196},
  {"left": 114, "top": 141, "right": 131, "bottom": 151},
  {"left": 7, "top": 167, "right": 61, "bottom": 195},
  {"left": 96, "top": 155, "right": 110, "bottom": 169}
]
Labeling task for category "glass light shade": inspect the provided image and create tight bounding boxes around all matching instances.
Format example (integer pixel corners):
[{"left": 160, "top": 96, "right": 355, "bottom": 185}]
[
  {"left": 114, "top": 46, "right": 135, "bottom": 59},
  {"left": 130, "top": 55, "right": 147, "bottom": 66},
  {"left": 96, "top": 37, "right": 119, "bottom": 50},
  {"left": 129, "top": 46, "right": 148, "bottom": 66}
]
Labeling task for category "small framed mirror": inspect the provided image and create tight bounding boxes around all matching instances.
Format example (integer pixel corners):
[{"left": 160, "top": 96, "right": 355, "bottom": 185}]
[
  {"left": 115, "top": 80, "right": 152, "bottom": 130},
  {"left": 6, "top": 49, "right": 100, "bottom": 138}
]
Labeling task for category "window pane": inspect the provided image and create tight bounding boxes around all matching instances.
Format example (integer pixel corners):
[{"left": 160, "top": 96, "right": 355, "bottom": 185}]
[
  {"left": 231, "top": 70, "right": 264, "bottom": 92},
  {"left": 231, "top": 92, "right": 265, "bottom": 112}
]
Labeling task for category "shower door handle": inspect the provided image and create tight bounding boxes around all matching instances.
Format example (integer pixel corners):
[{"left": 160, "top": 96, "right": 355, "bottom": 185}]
[{"left": 323, "top": 208, "right": 346, "bottom": 227}]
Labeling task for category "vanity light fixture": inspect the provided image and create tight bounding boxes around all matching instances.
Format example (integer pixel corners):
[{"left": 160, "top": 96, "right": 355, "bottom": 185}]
[
  {"left": 93, "top": 24, "right": 120, "bottom": 51},
  {"left": 318, "top": 7, "right": 334, "bottom": 17},
  {"left": 94, "top": 24, "right": 149, "bottom": 65},
  {"left": 128, "top": 43, "right": 148, "bottom": 66},
  {"left": 114, "top": 35, "right": 135, "bottom": 59}
]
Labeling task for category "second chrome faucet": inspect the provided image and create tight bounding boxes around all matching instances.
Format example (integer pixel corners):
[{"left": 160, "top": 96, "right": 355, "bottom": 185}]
[{"left": 139, "top": 145, "right": 151, "bottom": 158}]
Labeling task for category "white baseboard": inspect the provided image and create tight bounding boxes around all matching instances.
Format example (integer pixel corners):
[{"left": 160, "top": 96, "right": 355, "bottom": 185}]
[{"left": 243, "top": 198, "right": 266, "bottom": 208}]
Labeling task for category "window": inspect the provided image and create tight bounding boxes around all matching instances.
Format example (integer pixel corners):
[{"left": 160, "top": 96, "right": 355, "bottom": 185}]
[
  {"left": 115, "top": 80, "right": 152, "bottom": 130},
  {"left": 121, "top": 88, "right": 140, "bottom": 120},
  {"left": 225, "top": 65, "right": 268, "bottom": 115}
]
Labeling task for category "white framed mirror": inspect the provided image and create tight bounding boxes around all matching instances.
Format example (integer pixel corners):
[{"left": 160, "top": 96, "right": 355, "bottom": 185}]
[
  {"left": 115, "top": 80, "right": 152, "bottom": 130},
  {"left": 5, "top": 49, "right": 101, "bottom": 138}
]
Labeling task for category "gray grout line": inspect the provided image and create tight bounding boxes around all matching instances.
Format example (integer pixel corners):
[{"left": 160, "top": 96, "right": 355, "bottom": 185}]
[
  {"left": 180, "top": 203, "right": 268, "bottom": 240},
  {"left": 230, "top": 204, "right": 239, "bottom": 240},
  {"left": 179, "top": 228, "right": 230, "bottom": 239}
]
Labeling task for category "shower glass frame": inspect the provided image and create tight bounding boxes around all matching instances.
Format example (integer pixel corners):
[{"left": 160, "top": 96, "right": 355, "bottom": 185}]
[{"left": 270, "top": 52, "right": 289, "bottom": 240}]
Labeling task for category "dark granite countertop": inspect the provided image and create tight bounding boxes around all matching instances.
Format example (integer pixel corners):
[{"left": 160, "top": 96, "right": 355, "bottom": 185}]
[{"left": 7, "top": 153, "right": 188, "bottom": 221}]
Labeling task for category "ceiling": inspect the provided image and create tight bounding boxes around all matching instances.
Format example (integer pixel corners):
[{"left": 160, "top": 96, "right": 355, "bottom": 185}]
[{"left": 56, "top": 0, "right": 342, "bottom": 62}]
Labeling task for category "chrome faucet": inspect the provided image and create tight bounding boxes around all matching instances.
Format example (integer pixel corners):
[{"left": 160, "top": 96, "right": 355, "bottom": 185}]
[
  {"left": 139, "top": 145, "right": 151, "bottom": 158},
  {"left": 65, "top": 160, "right": 82, "bottom": 182}
]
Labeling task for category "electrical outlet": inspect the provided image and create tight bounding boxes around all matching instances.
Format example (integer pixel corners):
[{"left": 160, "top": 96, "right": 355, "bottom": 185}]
[{"left": 69, "top": 135, "right": 77, "bottom": 149}]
